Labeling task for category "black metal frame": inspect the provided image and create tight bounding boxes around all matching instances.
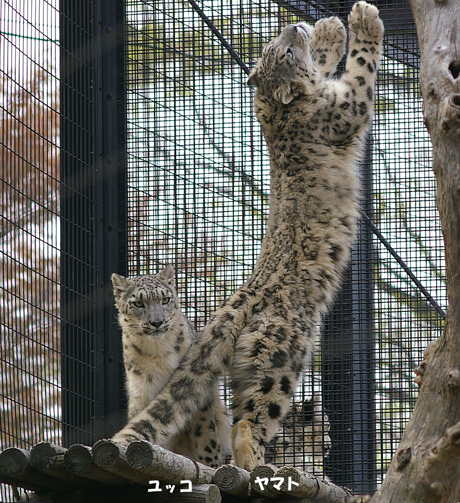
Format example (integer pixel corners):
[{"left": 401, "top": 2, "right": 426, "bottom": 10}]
[{"left": 60, "top": 0, "right": 126, "bottom": 446}]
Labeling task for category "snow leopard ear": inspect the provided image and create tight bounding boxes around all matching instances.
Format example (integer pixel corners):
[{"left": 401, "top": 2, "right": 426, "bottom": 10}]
[
  {"left": 158, "top": 265, "right": 175, "bottom": 287},
  {"left": 247, "top": 67, "right": 261, "bottom": 87},
  {"left": 111, "top": 273, "right": 132, "bottom": 301},
  {"left": 273, "top": 82, "right": 299, "bottom": 104}
]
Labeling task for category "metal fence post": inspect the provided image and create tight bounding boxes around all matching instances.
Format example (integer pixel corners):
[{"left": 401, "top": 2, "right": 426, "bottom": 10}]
[
  {"left": 95, "top": 0, "right": 127, "bottom": 440},
  {"left": 60, "top": 0, "right": 126, "bottom": 446}
]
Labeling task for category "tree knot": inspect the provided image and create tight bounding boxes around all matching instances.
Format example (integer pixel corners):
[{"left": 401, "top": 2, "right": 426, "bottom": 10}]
[
  {"left": 429, "top": 481, "right": 446, "bottom": 497},
  {"left": 448, "top": 368, "right": 460, "bottom": 388},
  {"left": 395, "top": 446, "right": 411, "bottom": 471},
  {"left": 449, "top": 61, "right": 460, "bottom": 80},
  {"left": 450, "top": 94, "right": 460, "bottom": 110},
  {"left": 414, "top": 361, "right": 427, "bottom": 388}
]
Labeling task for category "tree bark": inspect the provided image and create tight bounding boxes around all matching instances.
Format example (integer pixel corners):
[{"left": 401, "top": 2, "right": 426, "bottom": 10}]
[{"left": 370, "top": 1, "right": 460, "bottom": 502}]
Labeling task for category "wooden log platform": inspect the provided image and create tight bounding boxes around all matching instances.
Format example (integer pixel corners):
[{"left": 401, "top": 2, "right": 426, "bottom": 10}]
[
  {"left": 250, "top": 464, "right": 283, "bottom": 498},
  {"left": 91, "top": 439, "right": 150, "bottom": 486},
  {"left": 63, "top": 443, "right": 129, "bottom": 486},
  {"left": 0, "top": 447, "right": 72, "bottom": 492},
  {"left": 30, "top": 442, "right": 99, "bottom": 489},
  {"left": 276, "top": 466, "right": 353, "bottom": 503},
  {"left": 0, "top": 441, "right": 358, "bottom": 503}
]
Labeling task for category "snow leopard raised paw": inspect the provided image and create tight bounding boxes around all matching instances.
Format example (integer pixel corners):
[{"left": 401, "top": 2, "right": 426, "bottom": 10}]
[
  {"left": 311, "top": 16, "right": 346, "bottom": 79},
  {"left": 349, "top": 1, "right": 384, "bottom": 45}
]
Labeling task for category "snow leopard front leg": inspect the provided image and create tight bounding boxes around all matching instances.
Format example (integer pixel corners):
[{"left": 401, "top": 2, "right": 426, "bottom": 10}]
[
  {"left": 311, "top": 16, "right": 346, "bottom": 79},
  {"left": 171, "top": 383, "right": 231, "bottom": 468},
  {"left": 318, "top": 2, "right": 383, "bottom": 145},
  {"left": 339, "top": 1, "right": 383, "bottom": 129}
]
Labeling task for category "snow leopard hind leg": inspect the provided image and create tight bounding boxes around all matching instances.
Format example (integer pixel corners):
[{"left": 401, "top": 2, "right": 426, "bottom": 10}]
[{"left": 230, "top": 313, "right": 316, "bottom": 470}]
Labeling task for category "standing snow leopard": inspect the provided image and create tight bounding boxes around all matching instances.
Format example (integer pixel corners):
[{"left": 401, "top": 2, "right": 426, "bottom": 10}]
[
  {"left": 111, "top": 266, "right": 231, "bottom": 467},
  {"left": 112, "top": 1, "right": 383, "bottom": 471}
]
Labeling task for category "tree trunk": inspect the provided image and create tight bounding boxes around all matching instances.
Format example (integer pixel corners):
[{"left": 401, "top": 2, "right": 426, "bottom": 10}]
[{"left": 370, "top": 1, "right": 460, "bottom": 502}]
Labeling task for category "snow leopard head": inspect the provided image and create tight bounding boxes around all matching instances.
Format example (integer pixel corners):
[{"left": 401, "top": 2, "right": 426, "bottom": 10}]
[
  {"left": 111, "top": 265, "right": 179, "bottom": 338},
  {"left": 247, "top": 23, "right": 317, "bottom": 104}
]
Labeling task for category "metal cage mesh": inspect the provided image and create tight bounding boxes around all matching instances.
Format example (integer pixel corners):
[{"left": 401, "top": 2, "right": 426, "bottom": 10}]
[
  {"left": 0, "top": 0, "right": 447, "bottom": 499},
  {"left": 0, "top": 0, "right": 61, "bottom": 453}
]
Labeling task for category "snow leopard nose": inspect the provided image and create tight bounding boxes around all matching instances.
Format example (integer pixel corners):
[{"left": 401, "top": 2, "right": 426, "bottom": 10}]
[{"left": 149, "top": 319, "right": 163, "bottom": 329}]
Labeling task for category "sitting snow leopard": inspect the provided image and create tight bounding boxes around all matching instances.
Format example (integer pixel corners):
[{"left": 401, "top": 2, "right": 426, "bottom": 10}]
[
  {"left": 111, "top": 266, "right": 231, "bottom": 467},
  {"left": 112, "top": 1, "right": 383, "bottom": 471}
]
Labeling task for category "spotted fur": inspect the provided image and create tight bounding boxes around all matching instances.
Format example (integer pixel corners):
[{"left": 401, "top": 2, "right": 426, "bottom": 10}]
[
  {"left": 112, "top": 2, "right": 383, "bottom": 471},
  {"left": 111, "top": 266, "right": 231, "bottom": 467},
  {"left": 266, "top": 395, "right": 331, "bottom": 476}
]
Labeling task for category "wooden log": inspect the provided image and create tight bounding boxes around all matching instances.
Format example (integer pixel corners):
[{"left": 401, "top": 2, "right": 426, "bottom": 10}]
[
  {"left": 91, "top": 439, "right": 150, "bottom": 486},
  {"left": 169, "top": 484, "right": 222, "bottom": 503},
  {"left": 249, "top": 464, "right": 282, "bottom": 498},
  {"left": 126, "top": 440, "right": 215, "bottom": 485},
  {"left": 63, "top": 443, "right": 128, "bottom": 486},
  {"left": 275, "top": 466, "right": 353, "bottom": 503},
  {"left": 0, "top": 447, "right": 71, "bottom": 492},
  {"left": 11, "top": 483, "right": 223, "bottom": 503},
  {"left": 30, "top": 443, "right": 68, "bottom": 471},
  {"left": 213, "top": 464, "right": 251, "bottom": 497},
  {"left": 30, "top": 442, "right": 99, "bottom": 489}
]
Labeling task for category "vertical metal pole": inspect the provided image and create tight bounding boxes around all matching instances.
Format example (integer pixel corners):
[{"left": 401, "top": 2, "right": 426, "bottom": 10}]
[
  {"left": 352, "top": 139, "right": 376, "bottom": 493},
  {"left": 95, "top": 0, "right": 127, "bottom": 439},
  {"left": 61, "top": 0, "right": 126, "bottom": 446},
  {"left": 60, "top": 0, "right": 99, "bottom": 447},
  {"left": 322, "top": 272, "right": 355, "bottom": 488}
]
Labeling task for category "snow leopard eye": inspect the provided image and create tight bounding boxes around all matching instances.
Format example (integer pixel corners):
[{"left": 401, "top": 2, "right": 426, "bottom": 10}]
[
  {"left": 286, "top": 48, "right": 294, "bottom": 59},
  {"left": 132, "top": 300, "right": 144, "bottom": 308},
  {"left": 162, "top": 297, "right": 171, "bottom": 305}
]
